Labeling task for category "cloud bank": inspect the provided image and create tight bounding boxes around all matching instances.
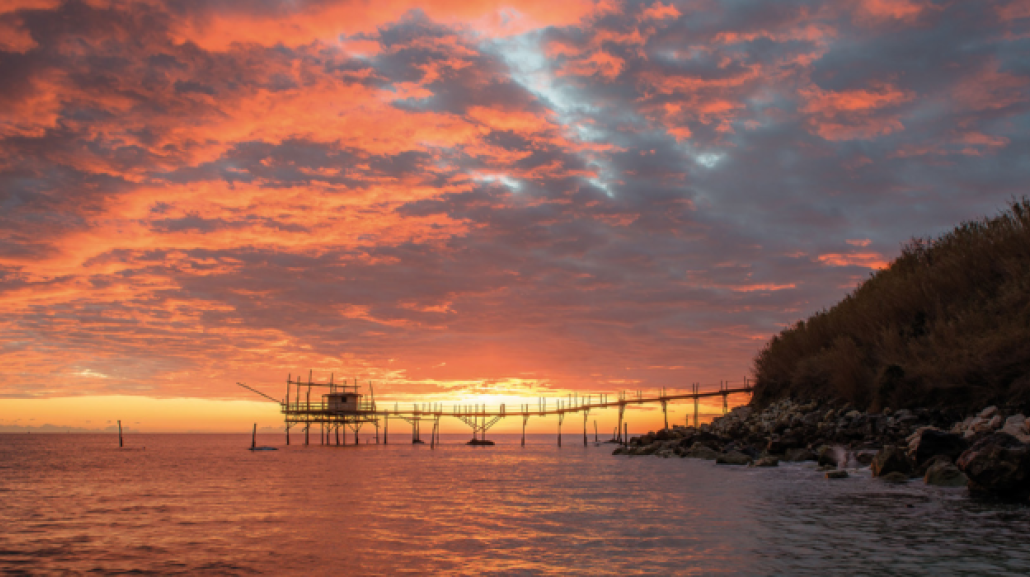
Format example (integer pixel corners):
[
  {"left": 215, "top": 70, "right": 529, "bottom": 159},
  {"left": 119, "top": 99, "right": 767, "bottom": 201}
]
[{"left": 1, "top": 0, "right": 1028, "bottom": 403}]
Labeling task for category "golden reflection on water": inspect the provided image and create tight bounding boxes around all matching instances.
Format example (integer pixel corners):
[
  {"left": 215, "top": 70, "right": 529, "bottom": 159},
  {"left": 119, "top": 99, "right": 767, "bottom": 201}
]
[{"left": 2, "top": 433, "right": 1029, "bottom": 575}]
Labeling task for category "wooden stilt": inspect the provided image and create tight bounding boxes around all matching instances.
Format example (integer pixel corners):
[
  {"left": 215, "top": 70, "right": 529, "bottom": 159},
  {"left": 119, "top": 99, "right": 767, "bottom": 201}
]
[
  {"left": 522, "top": 413, "right": 528, "bottom": 446},
  {"left": 118, "top": 420, "right": 123, "bottom": 448},
  {"left": 583, "top": 412, "right": 588, "bottom": 446},
  {"left": 252, "top": 423, "right": 256, "bottom": 449}
]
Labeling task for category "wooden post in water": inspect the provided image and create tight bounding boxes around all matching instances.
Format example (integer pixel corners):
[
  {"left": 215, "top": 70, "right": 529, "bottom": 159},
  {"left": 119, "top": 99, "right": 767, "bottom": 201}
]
[
  {"left": 583, "top": 411, "right": 588, "bottom": 446},
  {"left": 662, "top": 399, "right": 668, "bottom": 431},
  {"left": 286, "top": 423, "right": 290, "bottom": 446},
  {"left": 623, "top": 422, "right": 628, "bottom": 447},
  {"left": 118, "top": 420, "right": 123, "bottom": 448},
  {"left": 594, "top": 420, "right": 598, "bottom": 442},
  {"left": 252, "top": 423, "right": 257, "bottom": 449},
  {"left": 521, "top": 412, "right": 528, "bottom": 446},
  {"left": 305, "top": 423, "right": 310, "bottom": 446},
  {"left": 384, "top": 416, "right": 389, "bottom": 445}
]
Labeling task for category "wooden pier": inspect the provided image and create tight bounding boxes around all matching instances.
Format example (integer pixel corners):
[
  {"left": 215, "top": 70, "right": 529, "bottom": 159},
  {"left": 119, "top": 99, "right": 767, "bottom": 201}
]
[{"left": 244, "top": 373, "right": 753, "bottom": 447}]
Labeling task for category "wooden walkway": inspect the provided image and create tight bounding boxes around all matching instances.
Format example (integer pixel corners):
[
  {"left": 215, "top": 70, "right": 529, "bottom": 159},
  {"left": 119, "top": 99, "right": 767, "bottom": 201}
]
[{"left": 241, "top": 376, "right": 753, "bottom": 447}]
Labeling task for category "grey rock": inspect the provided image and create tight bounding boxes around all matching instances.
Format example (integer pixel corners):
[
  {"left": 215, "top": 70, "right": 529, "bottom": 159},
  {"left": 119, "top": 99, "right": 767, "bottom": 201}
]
[
  {"left": 753, "top": 456, "right": 779, "bottom": 467},
  {"left": 924, "top": 459, "right": 968, "bottom": 487},
  {"left": 825, "top": 470, "right": 849, "bottom": 479},
  {"left": 880, "top": 471, "right": 910, "bottom": 483},
  {"left": 871, "top": 445, "right": 913, "bottom": 477},
  {"left": 686, "top": 444, "right": 721, "bottom": 460},
  {"left": 816, "top": 445, "right": 839, "bottom": 467},
  {"left": 957, "top": 433, "right": 1030, "bottom": 500}
]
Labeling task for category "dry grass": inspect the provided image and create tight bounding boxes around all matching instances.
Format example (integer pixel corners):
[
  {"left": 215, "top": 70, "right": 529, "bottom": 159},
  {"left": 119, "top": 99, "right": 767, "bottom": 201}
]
[{"left": 752, "top": 198, "right": 1030, "bottom": 412}]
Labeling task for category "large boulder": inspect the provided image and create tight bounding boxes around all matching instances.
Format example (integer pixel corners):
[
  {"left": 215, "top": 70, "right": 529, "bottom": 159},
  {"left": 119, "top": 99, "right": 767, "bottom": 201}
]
[
  {"left": 956, "top": 433, "right": 1030, "bottom": 500},
  {"left": 816, "top": 445, "right": 840, "bottom": 467},
  {"left": 686, "top": 443, "right": 721, "bottom": 460},
  {"left": 753, "top": 456, "right": 779, "bottom": 467},
  {"left": 870, "top": 445, "right": 913, "bottom": 478},
  {"left": 909, "top": 428, "right": 969, "bottom": 467},
  {"left": 923, "top": 457, "right": 968, "bottom": 487},
  {"left": 716, "top": 451, "right": 752, "bottom": 466},
  {"left": 880, "top": 471, "right": 910, "bottom": 483}
]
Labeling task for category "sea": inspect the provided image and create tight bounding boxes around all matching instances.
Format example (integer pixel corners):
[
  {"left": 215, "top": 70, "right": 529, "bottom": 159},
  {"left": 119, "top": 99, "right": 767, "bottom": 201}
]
[{"left": 2, "top": 432, "right": 1028, "bottom": 576}]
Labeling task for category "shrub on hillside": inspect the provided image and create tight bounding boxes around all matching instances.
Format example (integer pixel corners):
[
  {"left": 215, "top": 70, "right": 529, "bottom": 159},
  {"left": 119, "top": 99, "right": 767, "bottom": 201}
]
[{"left": 752, "top": 198, "right": 1030, "bottom": 412}]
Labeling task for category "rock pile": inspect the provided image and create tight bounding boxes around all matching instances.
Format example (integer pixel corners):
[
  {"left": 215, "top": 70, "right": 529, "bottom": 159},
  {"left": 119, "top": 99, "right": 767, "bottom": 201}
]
[{"left": 613, "top": 400, "right": 1030, "bottom": 500}]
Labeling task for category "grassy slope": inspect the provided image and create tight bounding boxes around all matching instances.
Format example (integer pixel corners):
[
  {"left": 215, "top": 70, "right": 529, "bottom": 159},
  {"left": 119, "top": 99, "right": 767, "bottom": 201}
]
[{"left": 752, "top": 198, "right": 1030, "bottom": 412}]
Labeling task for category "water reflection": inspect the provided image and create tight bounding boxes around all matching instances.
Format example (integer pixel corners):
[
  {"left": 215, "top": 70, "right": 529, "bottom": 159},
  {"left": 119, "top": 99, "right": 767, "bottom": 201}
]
[{"left": 0, "top": 434, "right": 1027, "bottom": 575}]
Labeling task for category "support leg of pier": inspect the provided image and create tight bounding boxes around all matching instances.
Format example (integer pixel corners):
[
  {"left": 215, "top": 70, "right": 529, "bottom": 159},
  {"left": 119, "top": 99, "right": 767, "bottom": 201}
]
[
  {"left": 693, "top": 385, "right": 699, "bottom": 429},
  {"left": 305, "top": 423, "right": 310, "bottom": 446},
  {"left": 616, "top": 404, "right": 625, "bottom": 443},
  {"left": 522, "top": 414, "right": 528, "bottom": 447},
  {"left": 583, "top": 412, "right": 588, "bottom": 446},
  {"left": 558, "top": 413, "right": 564, "bottom": 447},
  {"left": 286, "top": 423, "right": 290, "bottom": 446},
  {"left": 385, "top": 417, "right": 389, "bottom": 445},
  {"left": 662, "top": 400, "right": 668, "bottom": 431},
  {"left": 623, "top": 423, "right": 628, "bottom": 447},
  {"left": 336, "top": 424, "right": 340, "bottom": 446}
]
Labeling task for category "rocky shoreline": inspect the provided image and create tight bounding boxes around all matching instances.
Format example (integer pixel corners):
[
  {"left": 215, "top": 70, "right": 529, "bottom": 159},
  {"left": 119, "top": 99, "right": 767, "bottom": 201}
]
[{"left": 613, "top": 400, "right": 1030, "bottom": 501}]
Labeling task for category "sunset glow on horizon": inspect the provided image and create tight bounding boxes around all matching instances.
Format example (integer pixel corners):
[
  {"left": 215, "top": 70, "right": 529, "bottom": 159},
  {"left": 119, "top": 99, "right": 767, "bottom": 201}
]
[{"left": 2, "top": 0, "right": 1028, "bottom": 432}]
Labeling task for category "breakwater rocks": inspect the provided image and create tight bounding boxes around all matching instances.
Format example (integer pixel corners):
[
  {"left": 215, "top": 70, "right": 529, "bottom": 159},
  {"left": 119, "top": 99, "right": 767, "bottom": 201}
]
[{"left": 613, "top": 400, "right": 1030, "bottom": 501}]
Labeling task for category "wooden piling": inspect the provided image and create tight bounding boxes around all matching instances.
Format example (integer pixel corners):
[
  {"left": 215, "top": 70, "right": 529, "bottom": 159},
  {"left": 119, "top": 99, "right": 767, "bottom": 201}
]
[
  {"left": 118, "top": 420, "right": 123, "bottom": 448},
  {"left": 252, "top": 423, "right": 256, "bottom": 449},
  {"left": 583, "top": 412, "right": 587, "bottom": 446}
]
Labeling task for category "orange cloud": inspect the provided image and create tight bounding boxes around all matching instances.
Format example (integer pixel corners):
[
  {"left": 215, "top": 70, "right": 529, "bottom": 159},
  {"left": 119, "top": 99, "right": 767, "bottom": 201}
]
[
  {"left": 817, "top": 252, "right": 889, "bottom": 269},
  {"left": 801, "top": 83, "right": 914, "bottom": 140}
]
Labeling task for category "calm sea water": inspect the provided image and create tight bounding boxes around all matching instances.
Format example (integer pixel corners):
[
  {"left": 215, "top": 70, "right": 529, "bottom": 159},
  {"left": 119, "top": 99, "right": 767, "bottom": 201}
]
[{"left": 1, "top": 432, "right": 1028, "bottom": 576}]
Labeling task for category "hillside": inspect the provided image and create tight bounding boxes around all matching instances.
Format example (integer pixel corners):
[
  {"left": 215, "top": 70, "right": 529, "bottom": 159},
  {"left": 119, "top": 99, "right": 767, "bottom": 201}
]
[{"left": 752, "top": 198, "right": 1030, "bottom": 413}]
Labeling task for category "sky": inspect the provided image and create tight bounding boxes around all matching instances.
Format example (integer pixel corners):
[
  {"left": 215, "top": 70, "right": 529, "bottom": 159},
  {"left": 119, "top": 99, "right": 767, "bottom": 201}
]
[{"left": 1, "top": 0, "right": 1028, "bottom": 433}]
